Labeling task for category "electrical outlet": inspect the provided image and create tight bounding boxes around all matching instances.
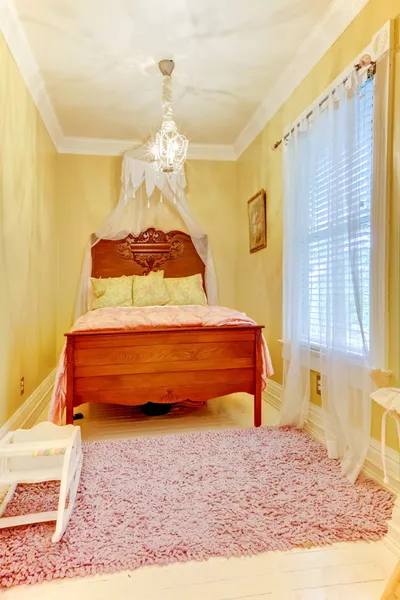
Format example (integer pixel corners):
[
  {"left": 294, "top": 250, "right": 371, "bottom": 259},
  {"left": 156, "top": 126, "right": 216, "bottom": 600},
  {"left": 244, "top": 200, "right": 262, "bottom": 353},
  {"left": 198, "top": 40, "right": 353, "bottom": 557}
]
[
  {"left": 316, "top": 374, "right": 321, "bottom": 396},
  {"left": 20, "top": 377, "right": 24, "bottom": 396},
  {"left": 316, "top": 373, "right": 321, "bottom": 396}
]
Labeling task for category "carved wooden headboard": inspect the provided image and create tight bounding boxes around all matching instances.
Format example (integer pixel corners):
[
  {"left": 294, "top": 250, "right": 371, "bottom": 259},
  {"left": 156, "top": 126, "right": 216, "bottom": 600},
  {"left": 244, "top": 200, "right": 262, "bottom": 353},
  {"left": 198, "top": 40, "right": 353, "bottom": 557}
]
[{"left": 91, "top": 228, "right": 206, "bottom": 290}]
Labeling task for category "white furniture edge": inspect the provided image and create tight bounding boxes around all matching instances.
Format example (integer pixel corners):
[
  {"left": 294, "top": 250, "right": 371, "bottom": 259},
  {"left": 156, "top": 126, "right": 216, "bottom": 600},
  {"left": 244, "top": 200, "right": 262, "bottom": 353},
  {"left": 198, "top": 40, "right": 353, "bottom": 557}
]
[
  {"left": 0, "top": 0, "right": 370, "bottom": 160},
  {"left": 0, "top": 422, "right": 82, "bottom": 543},
  {"left": 263, "top": 379, "right": 400, "bottom": 557},
  {"left": 0, "top": 369, "right": 56, "bottom": 440}
]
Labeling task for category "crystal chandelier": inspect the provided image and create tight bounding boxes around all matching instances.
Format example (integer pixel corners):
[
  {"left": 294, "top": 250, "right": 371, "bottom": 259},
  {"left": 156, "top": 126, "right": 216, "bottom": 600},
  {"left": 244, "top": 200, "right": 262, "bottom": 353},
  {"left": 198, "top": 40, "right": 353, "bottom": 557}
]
[{"left": 151, "top": 59, "right": 188, "bottom": 174}]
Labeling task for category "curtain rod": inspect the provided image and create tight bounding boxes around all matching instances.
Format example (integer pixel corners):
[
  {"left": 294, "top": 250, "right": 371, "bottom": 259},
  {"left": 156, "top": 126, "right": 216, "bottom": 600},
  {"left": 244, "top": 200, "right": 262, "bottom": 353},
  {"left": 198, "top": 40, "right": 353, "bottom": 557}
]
[{"left": 272, "top": 55, "right": 376, "bottom": 151}]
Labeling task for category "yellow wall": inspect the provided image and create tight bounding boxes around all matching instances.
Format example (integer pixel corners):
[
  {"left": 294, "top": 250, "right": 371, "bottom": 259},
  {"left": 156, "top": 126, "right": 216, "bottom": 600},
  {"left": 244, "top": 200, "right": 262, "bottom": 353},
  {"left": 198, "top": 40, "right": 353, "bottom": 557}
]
[
  {"left": 236, "top": 0, "right": 400, "bottom": 449},
  {"left": 56, "top": 155, "right": 121, "bottom": 351},
  {"left": 0, "top": 33, "right": 57, "bottom": 426},
  {"left": 56, "top": 155, "right": 237, "bottom": 351}
]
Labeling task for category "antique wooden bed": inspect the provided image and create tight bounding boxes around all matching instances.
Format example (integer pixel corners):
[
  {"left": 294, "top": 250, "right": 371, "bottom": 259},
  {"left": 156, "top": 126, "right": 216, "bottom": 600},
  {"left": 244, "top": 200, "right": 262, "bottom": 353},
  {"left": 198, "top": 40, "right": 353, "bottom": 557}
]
[{"left": 65, "top": 229, "right": 264, "bottom": 426}]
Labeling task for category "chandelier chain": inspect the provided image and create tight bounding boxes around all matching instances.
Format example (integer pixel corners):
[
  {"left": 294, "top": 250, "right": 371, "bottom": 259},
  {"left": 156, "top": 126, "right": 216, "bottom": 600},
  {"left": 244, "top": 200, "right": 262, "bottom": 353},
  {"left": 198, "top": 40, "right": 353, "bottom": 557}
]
[
  {"left": 162, "top": 75, "right": 174, "bottom": 127},
  {"left": 151, "top": 60, "right": 188, "bottom": 175}
]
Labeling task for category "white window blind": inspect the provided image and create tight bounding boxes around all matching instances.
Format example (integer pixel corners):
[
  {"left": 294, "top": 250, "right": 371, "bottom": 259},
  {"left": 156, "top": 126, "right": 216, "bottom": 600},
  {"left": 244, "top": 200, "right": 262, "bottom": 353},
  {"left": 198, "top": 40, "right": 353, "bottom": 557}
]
[{"left": 301, "top": 77, "right": 374, "bottom": 356}]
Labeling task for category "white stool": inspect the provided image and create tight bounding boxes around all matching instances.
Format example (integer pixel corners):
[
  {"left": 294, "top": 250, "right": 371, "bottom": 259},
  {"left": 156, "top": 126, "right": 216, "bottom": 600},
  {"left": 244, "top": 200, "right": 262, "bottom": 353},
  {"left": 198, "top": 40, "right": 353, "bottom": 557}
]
[
  {"left": 370, "top": 387, "right": 400, "bottom": 484},
  {"left": 0, "top": 422, "right": 82, "bottom": 542}
]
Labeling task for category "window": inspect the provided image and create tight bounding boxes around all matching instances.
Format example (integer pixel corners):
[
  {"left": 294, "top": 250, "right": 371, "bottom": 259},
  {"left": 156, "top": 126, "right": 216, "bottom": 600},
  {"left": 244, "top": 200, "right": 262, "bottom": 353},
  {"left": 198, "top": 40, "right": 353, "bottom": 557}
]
[
  {"left": 300, "top": 78, "right": 374, "bottom": 356},
  {"left": 282, "top": 33, "right": 389, "bottom": 483}
]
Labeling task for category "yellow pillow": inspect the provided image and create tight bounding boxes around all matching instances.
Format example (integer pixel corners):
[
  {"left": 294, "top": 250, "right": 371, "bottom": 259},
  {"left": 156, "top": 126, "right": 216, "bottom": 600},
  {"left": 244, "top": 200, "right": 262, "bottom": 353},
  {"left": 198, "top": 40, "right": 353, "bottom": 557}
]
[
  {"left": 91, "top": 275, "right": 133, "bottom": 310},
  {"left": 164, "top": 273, "right": 207, "bottom": 306},
  {"left": 132, "top": 270, "right": 170, "bottom": 307}
]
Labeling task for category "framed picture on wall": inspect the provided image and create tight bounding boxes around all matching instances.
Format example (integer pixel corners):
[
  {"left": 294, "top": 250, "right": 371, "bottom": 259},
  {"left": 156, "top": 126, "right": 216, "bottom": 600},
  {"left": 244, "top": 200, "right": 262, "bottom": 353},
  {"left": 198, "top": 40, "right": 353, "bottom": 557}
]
[{"left": 248, "top": 189, "right": 267, "bottom": 253}]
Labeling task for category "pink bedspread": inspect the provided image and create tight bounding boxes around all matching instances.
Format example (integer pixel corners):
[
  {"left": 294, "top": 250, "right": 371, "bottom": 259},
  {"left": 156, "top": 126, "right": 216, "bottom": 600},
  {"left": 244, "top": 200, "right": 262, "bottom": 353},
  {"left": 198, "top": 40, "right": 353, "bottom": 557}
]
[{"left": 49, "top": 305, "right": 274, "bottom": 425}]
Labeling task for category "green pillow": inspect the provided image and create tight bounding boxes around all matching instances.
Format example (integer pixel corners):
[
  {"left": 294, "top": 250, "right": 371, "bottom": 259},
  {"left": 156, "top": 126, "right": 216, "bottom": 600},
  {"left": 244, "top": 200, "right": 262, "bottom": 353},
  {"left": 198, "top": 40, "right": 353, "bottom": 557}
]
[
  {"left": 164, "top": 273, "right": 207, "bottom": 306},
  {"left": 91, "top": 275, "right": 133, "bottom": 310},
  {"left": 132, "top": 270, "right": 170, "bottom": 307}
]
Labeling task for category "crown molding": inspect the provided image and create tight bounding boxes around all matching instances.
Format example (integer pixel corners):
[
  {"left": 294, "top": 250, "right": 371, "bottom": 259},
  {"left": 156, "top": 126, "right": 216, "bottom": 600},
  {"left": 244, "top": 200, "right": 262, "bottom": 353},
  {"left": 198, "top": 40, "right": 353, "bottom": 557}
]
[
  {"left": 58, "top": 137, "right": 237, "bottom": 161},
  {"left": 57, "top": 137, "right": 141, "bottom": 157},
  {"left": 233, "top": 0, "right": 370, "bottom": 159},
  {"left": 187, "top": 143, "right": 237, "bottom": 161},
  {"left": 0, "top": 0, "right": 63, "bottom": 149}
]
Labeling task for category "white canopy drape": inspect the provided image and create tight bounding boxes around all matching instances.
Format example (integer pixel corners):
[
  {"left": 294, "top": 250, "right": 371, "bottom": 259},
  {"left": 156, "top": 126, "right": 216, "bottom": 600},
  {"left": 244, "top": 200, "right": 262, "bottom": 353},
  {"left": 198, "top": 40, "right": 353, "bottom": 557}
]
[{"left": 74, "top": 156, "right": 218, "bottom": 319}]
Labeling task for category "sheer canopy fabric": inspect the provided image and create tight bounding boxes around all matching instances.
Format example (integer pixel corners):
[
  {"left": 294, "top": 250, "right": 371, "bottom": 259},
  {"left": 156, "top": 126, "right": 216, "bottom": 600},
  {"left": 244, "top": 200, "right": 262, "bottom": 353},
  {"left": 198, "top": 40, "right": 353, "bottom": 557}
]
[
  {"left": 281, "top": 57, "right": 388, "bottom": 484},
  {"left": 74, "top": 157, "right": 218, "bottom": 319}
]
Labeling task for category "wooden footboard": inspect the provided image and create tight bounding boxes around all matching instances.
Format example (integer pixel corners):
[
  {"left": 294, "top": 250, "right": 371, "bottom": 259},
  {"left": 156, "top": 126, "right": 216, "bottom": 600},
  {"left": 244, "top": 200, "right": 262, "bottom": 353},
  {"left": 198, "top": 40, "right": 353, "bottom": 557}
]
[{"left": 65, "top": 325, "right": 264, "bottom": 427}]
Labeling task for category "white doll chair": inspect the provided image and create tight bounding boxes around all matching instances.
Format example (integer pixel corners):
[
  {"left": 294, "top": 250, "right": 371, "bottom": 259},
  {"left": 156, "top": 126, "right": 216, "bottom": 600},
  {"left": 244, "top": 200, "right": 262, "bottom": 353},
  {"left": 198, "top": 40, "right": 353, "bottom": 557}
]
[
  {"left": 370, "top": 387, "right": 400, "bottom": 484},
  {"left": 0, "top": 422, "right": 82, "bottom": 542}
]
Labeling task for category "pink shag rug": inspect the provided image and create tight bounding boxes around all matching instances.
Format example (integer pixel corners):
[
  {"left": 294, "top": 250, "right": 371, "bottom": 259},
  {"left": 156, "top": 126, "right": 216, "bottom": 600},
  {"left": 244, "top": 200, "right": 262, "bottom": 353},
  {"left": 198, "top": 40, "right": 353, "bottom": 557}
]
[{"left": 0, "top": 427, "right": 395, "bottom": 588}]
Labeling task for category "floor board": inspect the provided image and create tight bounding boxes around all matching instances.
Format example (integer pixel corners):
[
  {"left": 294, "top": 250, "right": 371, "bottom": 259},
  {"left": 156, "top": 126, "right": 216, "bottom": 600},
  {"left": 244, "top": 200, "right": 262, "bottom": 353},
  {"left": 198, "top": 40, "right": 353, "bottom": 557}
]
[{"left": 4, "top": 393, "right": 397, "bottom": 599}]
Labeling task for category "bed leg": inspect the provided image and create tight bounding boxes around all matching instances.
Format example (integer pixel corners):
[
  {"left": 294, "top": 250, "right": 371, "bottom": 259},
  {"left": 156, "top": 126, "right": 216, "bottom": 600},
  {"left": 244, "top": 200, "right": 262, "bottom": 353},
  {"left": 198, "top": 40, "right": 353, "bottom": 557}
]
[
  {"left": 254, "top": 384, "right": 262, "bottom": 427},
  {"left": 254, "top": 329, "right": 262, "bottom": 427},
  {"left": 66, "top": 403, "right": 74, "bottom": 426},
  {"left": 66, "top": 337, "right": 74, "bottom": 426}
]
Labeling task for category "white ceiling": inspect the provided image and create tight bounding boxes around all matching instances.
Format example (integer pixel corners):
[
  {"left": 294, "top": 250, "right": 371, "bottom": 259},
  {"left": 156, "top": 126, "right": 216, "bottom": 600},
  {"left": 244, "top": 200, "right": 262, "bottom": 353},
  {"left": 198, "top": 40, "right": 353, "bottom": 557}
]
[{"left": 5, "top": 0, "right": 368, "bottom": 158}]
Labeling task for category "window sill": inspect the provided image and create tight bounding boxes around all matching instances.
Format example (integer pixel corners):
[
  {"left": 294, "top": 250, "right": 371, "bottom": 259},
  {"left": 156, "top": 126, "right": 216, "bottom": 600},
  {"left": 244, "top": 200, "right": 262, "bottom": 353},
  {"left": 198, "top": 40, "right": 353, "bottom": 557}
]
[{"left": 278, "top": 339, "right": 392, "bottom": 386}]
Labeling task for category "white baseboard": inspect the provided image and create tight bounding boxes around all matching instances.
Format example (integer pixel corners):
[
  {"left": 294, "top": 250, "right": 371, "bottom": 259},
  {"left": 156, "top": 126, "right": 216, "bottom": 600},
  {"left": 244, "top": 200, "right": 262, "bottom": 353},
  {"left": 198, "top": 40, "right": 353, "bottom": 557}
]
[
  {"left": 0, "top": 369, "right": 56, "bottom": 439},
  {"left": 263, "top": 379, "right": 400, "bottom": 555},
  {"left": 263, "top": 379, "right": 282, "bottom": 412}
]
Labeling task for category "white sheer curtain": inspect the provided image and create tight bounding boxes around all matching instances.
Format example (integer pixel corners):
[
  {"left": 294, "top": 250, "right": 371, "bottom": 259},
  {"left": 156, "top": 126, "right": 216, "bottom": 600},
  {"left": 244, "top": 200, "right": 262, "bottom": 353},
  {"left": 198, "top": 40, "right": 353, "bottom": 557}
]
[
  {"left": 280, "top": 118, "right": 311, "bottom": 429},
  {"left": 281, "top": 56, "right": 388, "bottom": 483},
  {"left": 74, "top": 156, "right": 218, "bottom": 319}
]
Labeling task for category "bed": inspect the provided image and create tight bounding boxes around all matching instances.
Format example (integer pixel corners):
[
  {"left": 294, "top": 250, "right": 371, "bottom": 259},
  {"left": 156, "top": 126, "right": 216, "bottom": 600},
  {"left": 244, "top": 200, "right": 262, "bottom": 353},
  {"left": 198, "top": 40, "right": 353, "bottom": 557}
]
[{"left": 61, "top": 228, "right": 269, "bottom": 427}]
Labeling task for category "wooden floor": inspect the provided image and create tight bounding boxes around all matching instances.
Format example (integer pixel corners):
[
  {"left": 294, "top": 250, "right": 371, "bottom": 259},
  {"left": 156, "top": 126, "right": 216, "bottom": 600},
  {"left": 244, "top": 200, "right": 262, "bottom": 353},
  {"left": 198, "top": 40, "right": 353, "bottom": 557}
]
[{"left": 4, "top": 394, "right": 398, "bottom": 599}]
